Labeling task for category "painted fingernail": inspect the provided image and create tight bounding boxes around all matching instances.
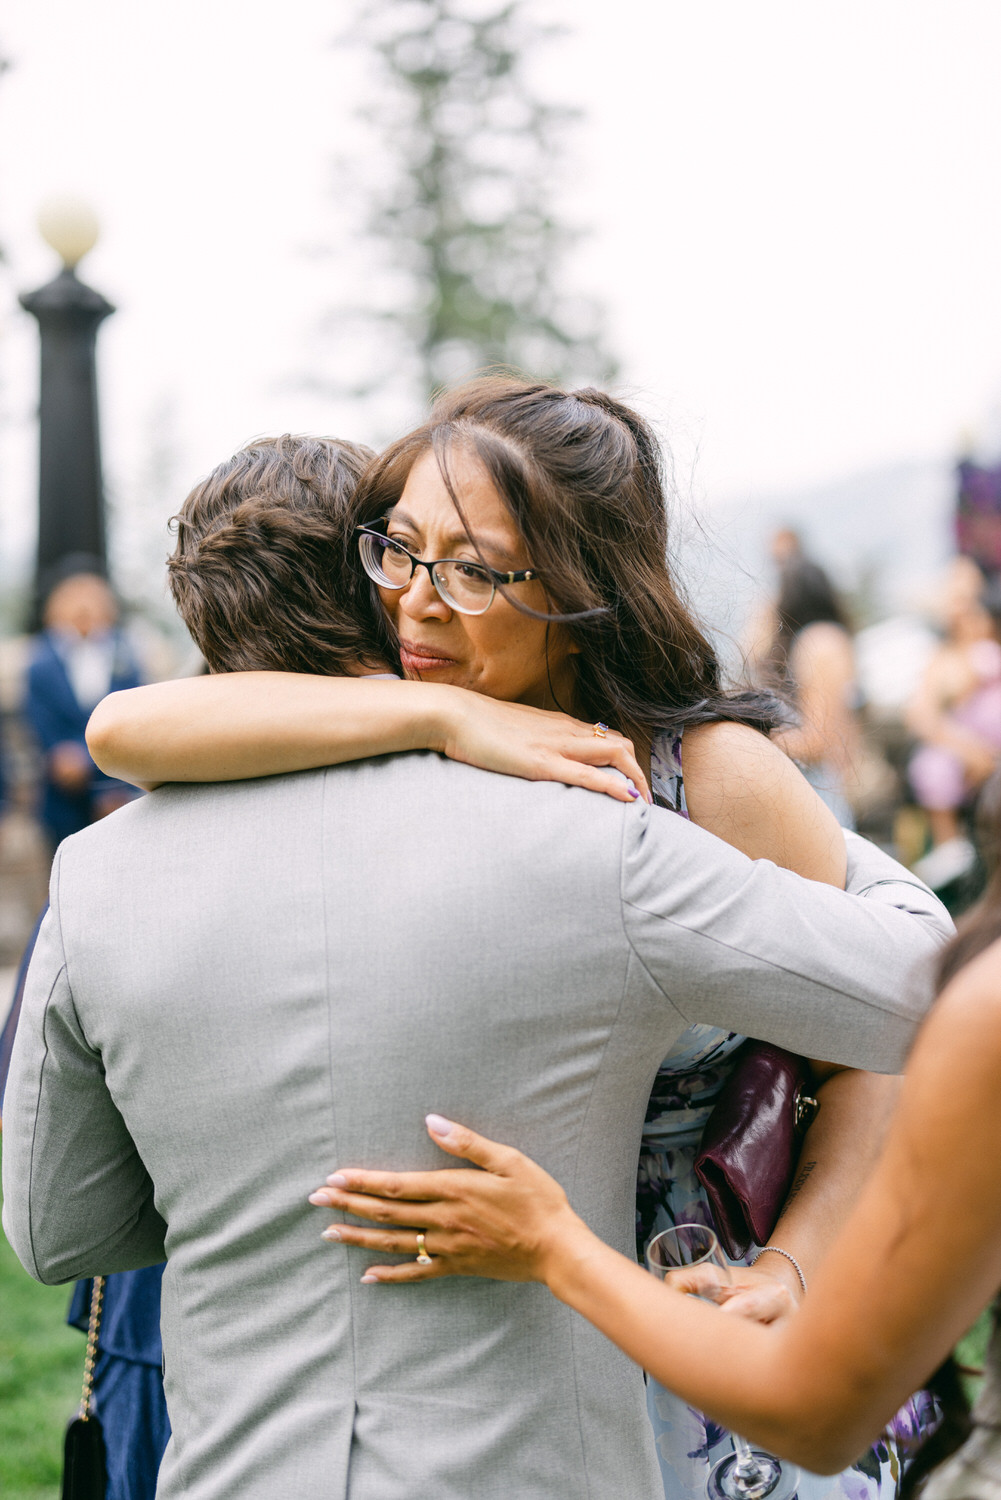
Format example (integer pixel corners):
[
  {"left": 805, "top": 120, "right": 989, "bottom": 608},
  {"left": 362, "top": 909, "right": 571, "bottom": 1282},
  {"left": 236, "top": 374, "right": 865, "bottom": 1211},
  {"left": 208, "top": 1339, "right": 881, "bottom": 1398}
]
[
  {"left": 326, "top": 1173, "right": 348, "bottom": 1188},
  {"left": 627, "top": 788, "right": 640, "bottom": 800},
  {"left": 360, "top": 1274, "right": 379, "bottom": 1284},
  {"left": 308, "top": 1192, "right": 330, "bottom": 1206},
  {"left": 321, "top": 1227, "right": 342, "bottom": 1242},
  {"left": 426, "top": 1113, "right": 455, "bottom": 1138}
]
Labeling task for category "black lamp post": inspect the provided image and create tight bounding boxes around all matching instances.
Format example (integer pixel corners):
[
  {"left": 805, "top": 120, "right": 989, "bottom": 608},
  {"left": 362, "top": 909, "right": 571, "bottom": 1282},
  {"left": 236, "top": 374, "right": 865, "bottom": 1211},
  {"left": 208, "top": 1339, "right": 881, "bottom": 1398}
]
[{"left": 19, "top": 199, "right": 115, "bottom": 613}]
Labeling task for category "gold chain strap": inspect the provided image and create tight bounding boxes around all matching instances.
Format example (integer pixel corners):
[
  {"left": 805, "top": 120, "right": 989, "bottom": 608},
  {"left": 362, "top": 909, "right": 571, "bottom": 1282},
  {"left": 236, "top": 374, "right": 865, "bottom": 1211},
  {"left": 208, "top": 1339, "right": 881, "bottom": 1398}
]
[{"left": 79, "top": 1275, "right": 106, "bottom": 1422}]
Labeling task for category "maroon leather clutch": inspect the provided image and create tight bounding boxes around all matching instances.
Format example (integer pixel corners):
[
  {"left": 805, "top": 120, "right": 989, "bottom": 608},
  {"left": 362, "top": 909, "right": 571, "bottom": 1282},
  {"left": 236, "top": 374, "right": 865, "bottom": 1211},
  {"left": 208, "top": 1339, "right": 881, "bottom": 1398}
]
[{"left": 694, "top": 1042, "right": 819, "bottom": 1260}]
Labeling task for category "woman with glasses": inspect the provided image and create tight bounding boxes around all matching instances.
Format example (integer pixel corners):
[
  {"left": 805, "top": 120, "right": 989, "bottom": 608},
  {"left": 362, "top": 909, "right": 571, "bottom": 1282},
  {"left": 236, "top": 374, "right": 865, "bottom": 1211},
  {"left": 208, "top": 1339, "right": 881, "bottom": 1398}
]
[{"left": 88, "top": 377, "right": 939, "bottom": 1500}]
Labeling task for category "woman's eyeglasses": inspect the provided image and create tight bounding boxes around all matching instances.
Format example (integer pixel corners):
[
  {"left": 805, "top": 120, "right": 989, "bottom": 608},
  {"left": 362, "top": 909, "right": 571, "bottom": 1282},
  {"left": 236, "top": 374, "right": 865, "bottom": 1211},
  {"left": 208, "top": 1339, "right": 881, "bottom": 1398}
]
[{"left": 356, "top": 523, "right": 536, "bottom": 617}]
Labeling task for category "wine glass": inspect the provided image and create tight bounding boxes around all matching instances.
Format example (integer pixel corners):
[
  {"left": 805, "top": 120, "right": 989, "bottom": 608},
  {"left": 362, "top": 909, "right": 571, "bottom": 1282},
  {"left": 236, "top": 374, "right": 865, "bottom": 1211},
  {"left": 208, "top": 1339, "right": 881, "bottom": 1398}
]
[{"left": 645, "top": 1225, "right": 801, "bottom": 1500}]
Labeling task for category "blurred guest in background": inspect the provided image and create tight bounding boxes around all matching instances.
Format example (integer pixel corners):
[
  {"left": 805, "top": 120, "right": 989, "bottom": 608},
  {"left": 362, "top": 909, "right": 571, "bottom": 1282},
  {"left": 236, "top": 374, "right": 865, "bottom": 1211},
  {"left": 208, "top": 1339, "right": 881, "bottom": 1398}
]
[
  {"left": 770, "top": 525, "right": 803, "bottom": 569},
  {"left": 24, "top": 561, "right": 143, "bottom": 849},
  {"left": 742, "top": 527, "right": 803, "bottom": 676},
  {"left": 907, "top": 557, "right": 1001, "bottom": 889},
  {"left": 769, "top": 558, "right": 863, "bottom": 829}
]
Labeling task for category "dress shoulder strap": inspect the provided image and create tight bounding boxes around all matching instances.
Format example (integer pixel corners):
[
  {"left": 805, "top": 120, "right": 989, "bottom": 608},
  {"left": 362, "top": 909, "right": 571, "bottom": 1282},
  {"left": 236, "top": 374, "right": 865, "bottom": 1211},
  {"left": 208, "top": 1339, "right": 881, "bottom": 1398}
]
[{"left": 650, "top": 726, "right": 689, "bottom": 818}]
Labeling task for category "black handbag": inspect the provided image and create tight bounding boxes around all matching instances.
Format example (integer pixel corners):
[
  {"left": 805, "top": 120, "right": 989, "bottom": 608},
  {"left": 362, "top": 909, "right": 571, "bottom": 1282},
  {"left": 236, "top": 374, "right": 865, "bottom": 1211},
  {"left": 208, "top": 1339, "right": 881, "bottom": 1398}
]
[{"left": 62, "top": 1276, "right": 107, "bottom": 1500}]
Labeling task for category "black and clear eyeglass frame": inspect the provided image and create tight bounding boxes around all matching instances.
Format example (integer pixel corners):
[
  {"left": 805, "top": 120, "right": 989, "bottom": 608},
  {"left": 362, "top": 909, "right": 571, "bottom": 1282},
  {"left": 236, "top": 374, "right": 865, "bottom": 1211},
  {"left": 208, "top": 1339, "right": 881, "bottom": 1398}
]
[{"left": 355, "top": 521, "right": 537, "bottom": 617}]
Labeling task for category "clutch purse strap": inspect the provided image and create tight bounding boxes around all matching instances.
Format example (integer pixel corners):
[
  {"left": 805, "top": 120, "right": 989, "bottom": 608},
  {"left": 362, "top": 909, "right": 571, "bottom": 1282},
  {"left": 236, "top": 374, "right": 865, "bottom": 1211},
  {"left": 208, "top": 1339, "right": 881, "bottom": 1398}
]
[{"left": 79, "top": 1277, "right": 106, "bottom": 1421}]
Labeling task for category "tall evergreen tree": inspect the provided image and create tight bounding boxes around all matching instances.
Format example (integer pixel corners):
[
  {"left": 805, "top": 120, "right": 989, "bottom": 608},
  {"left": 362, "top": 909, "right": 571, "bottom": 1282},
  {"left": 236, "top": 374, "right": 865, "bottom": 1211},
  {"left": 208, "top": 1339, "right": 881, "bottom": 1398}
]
[{"left": 321, "top": 0, "right": 616, "bottom": 425}]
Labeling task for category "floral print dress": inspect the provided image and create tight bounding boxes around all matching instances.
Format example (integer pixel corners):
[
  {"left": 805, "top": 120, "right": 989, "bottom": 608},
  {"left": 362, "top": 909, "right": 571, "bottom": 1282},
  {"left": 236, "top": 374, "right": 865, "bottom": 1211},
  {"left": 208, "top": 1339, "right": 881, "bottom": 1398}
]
[{"left": 638, "top": 730, "right": 939, "bottom": 1500}]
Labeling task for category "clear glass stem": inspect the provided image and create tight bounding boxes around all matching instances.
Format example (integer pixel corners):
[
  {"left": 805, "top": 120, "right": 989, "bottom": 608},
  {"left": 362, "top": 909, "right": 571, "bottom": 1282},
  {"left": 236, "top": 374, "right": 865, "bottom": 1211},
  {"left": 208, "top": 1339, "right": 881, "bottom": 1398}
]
[
  {"left": 728, "top": 1437, "right": 781, "bottom": 1497},
  {"left": 708, "top": 1433, "right": 798, "bottom": 1500},
  {"left": 731, "top": 1435, "right": 755, "bottom": 1466},
  {"left": 731, "top": 1434, "right": 761, "bottom": 1476}
]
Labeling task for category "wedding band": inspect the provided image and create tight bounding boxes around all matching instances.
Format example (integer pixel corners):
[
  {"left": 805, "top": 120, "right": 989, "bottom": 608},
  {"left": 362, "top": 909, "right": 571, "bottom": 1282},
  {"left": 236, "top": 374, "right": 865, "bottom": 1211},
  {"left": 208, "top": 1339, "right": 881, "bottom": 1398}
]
[
  {"left": 415, "top": 1233, "right": 432, "bottom": 1266},
  {"left": 593, "top": 722, "right": 609, "bottom": 738}
]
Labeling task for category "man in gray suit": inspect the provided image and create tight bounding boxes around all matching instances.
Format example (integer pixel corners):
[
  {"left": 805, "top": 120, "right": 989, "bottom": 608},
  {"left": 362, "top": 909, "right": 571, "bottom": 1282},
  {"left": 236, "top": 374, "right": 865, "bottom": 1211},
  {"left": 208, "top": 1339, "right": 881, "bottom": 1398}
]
[
  {"left": 3, "top": 755, "right": 949, "bottom": 1500},
  {"left": 2, "top": 437, "right": 952, "bottom": 1500}
]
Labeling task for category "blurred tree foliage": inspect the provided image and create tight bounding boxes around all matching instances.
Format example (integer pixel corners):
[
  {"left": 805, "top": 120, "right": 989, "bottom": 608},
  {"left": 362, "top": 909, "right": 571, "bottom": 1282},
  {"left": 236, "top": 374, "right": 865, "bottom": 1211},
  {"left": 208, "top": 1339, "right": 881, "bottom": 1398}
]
[{"left": 324, "top": 0, "right": 616, "bottom": 422}]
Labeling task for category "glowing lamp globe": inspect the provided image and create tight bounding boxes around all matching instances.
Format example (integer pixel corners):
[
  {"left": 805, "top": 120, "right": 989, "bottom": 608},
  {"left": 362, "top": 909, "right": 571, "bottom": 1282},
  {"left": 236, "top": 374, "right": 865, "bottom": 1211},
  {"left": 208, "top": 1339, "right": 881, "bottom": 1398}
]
[{"left": 37, "top": 196, "right": 100, "bottom": 270}]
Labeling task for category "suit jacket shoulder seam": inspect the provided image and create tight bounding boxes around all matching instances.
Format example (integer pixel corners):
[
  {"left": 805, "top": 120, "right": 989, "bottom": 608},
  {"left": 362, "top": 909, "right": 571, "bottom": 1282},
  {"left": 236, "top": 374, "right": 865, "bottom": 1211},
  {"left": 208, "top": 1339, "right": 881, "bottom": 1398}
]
[{"left": 616, "top": 814, "right": 686, "bottom": 1020}]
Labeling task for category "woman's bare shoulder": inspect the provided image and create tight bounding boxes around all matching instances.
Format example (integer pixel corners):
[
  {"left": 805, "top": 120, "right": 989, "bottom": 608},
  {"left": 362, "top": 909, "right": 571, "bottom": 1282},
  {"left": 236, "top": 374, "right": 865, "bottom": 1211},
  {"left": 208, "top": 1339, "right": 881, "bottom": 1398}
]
[
  {"left": 681, "top": 721, "right": 846, "bottom": 883},
  {"left": 682, "top": 720, "right": 802, "bottom": 799}
]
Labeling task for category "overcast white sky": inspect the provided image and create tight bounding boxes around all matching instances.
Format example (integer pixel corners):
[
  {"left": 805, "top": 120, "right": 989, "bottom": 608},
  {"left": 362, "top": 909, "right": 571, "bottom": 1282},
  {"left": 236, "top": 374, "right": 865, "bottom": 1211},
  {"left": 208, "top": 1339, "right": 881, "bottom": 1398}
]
[{"left": 3, "top": 0, "right": 1001, "bottom": 595}]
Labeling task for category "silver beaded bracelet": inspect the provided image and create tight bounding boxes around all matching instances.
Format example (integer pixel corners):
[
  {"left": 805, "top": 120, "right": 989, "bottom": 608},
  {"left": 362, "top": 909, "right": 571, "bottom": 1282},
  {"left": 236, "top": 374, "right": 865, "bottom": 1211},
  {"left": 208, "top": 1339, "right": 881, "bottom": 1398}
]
[{"left": 748, "top": 1245, "right": 807, "bottom": 1296}]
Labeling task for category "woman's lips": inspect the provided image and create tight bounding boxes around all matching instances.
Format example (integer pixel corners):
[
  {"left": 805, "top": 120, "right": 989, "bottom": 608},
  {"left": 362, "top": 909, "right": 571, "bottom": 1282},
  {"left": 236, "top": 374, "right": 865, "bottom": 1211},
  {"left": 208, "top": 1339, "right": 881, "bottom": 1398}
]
[{"left": 398, "top": 639, "right": 459, "bottom": 672}]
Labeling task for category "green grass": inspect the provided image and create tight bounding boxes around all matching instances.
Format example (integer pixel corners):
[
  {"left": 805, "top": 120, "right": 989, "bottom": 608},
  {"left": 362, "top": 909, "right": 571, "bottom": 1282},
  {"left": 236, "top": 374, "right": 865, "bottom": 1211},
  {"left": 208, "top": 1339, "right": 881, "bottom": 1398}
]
[
  {"left": 0, "top": 1162, "right": 84, "bottom": 1500},
  {"left": 957, "top": 1305, "right": 993, "bottom": 1405}
]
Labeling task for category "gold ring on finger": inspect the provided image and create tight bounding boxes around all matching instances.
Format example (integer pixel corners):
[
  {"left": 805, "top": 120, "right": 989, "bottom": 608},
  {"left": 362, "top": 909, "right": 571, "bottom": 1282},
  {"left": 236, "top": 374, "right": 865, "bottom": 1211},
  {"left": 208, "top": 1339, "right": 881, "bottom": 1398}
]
[
  {"left": 415, "top": 1233, "right": 432, "bottom": 1266},
  {"left": 593, "top": 722, "right": 609, "bottom": 739}
]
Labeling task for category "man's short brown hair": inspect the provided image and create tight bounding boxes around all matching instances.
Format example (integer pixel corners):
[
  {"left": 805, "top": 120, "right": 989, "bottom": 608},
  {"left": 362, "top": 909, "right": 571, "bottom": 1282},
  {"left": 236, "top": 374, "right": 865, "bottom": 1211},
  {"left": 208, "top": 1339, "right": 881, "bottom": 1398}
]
[{"left": 168, "top": 434, "right": 393, "bottom": 675}]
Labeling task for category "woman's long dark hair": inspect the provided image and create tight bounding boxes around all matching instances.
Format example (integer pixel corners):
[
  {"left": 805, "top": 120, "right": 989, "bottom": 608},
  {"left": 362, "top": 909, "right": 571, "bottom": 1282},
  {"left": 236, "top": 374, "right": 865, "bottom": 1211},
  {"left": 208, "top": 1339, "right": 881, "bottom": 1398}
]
[
  {"left": 349, "top": 376, "right": 782, "bottom": 742},
  {"left": 902, "top": 767, "right": 1001, "bottom": 1496}
]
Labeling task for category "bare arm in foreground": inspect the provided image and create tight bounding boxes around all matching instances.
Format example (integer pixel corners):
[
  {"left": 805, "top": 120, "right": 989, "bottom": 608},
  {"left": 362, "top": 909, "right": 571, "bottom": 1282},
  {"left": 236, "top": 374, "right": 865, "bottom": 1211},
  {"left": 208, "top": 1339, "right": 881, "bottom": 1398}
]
[
  {"left": 308, "top": 939, "right": 1001, "bottom": 1476},
  {"left": 87, "top": 673, "right": 650, "bottom": 803}
]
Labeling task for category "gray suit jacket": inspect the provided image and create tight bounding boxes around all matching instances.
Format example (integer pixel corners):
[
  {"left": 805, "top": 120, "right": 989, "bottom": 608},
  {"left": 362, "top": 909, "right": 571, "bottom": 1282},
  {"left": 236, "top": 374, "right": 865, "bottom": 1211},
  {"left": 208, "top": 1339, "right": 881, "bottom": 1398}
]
[{"left": 2, "top": 755, "right": 951, "bottom": 1500}]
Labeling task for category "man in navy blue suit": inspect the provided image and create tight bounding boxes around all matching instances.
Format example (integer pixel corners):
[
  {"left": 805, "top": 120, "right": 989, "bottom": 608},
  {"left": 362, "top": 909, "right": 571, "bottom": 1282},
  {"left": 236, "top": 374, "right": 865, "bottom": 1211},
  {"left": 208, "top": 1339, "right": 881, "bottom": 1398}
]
[{"left": 24, "top": 564, "right": 143, "bottom": 849}]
